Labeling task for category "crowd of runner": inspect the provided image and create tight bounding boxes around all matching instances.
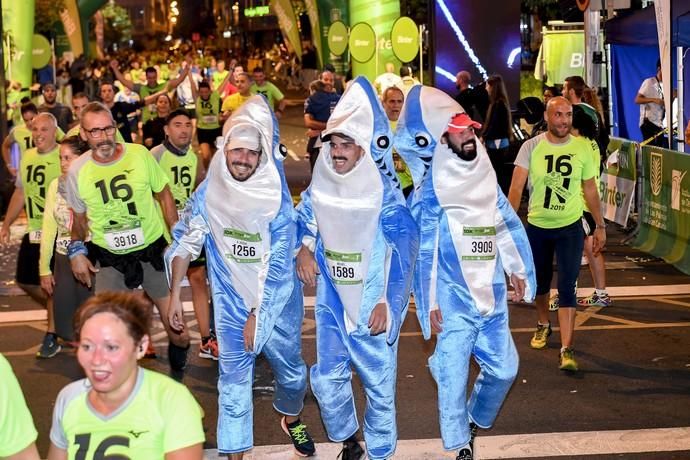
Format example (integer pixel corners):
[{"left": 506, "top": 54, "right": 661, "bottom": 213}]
[{"left": 0, "top": 45, "right": 614, "bottom": 460}]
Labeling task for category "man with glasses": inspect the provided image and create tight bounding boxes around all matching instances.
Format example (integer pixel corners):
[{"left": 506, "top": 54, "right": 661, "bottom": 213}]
[
  {"left": 65, "top": 102, "right": 191, "bottom": 371},
  {"left": 296, "top": 77, "right": 418, "bottom": 460},
  {"left": 0, "top": 113, "right": 62, "bottom": 358}
]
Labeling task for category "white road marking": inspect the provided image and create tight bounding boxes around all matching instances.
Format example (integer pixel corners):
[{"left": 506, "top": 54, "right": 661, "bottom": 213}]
[{"left": 201, "top": 426, "right": 690, "bottom": 459}]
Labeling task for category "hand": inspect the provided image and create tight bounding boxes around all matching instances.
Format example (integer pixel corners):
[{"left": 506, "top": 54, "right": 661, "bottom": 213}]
[
  {"left": 430, "top": 309, "right": 443, "bottom": 334},
  {"left": 109, "top": 59, "right": 119, "bottom": 71},
  {"left": 0, "top": 226, "right": 9, "bottom": 246},
  {"left": 509, "top": 274, "right": 526, "bottom": 302},
  {"left": 368, "top": 303, "right": 387, "bottom": 336},
  {"left": 69, "top": 254, "right": 98, "bottom": 289},
  {"left": 296, "top": 245, "right": 319, "bottom": 287},
  {"left": 243, "top": 312, "right": 256, "bottom": 352},
  {"left": 592, "top": 227, "right": 606, "bottom": 255},
  {"left": 7, "top": 167, "right": 16, "bottom": 178},
  {"left": 168, "top": 296, "right": 185, "bottom": 333},
  {"left": 275, "top": 110, "right": 283, "bottom": 119},
  {"left": 40, "top": 274, "right": 55, "bottom": 296},
  {"left": 306, "top": 129, "right": 321, "bottom": 138}
]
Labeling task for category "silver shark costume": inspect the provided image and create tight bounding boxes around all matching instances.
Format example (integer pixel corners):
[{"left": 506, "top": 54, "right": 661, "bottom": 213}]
[
  {"left": 165, "top": 95, "right": 308, "bottom": 454},
  {"left": 395, "top": 85, "right": 536, "bottom": 455},
  {"left": 296, "top": 76, "right": 419, "bottom": 460}
]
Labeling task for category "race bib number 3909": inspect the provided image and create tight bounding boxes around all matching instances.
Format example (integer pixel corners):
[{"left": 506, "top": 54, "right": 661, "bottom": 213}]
[
  {"left": 224, "top": 228, "right": 262, "bottom": 263},
  {"left": 325, "top": 249, "right": 363, "bottom": 285},
  {"left": 460, "top": 226, "right": 496, "bottom": 261}
]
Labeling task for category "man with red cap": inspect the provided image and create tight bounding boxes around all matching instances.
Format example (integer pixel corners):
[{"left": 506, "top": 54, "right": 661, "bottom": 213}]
[{"left": 394, "top": 85, "right": 536, "bottom": 460}]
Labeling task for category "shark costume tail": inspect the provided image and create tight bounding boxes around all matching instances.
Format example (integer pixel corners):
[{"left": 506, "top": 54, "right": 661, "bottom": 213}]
[
  {"left": 297, "top": 76, "right": 418, "bottom": 460},
  {"left": 165, "top": 95, "right": 307, "bottom": 453},
  {"left": 395, "top": 85, "right": 536, "bottom": 451}
]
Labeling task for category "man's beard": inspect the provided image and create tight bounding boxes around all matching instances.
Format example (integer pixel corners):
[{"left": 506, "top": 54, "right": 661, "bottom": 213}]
[
  {"left": 92, "top": 139, "right": 117, "bottom": 159},
  {"left": 447, "top": 137, "right": 477, "bottom": 161}
]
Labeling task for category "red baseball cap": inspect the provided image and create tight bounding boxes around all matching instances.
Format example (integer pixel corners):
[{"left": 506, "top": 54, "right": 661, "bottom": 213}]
[{"left": 447, "top": 112, "right": 482, "bottom": 133}]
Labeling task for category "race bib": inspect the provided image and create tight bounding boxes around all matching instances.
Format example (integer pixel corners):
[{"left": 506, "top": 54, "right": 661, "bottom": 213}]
[
  {"left": 201, "top": 115, "right": 218, "bottom": 125},
  {"left": 55, "top": 236, "right": 71, "bottom": 255},
  {"left": 28, "top": 230, "right": 42, "bottom": 244},
  {"left": 224, "top": 228, "right": 262, "bottom": 263},
  {"left": 103, "top": 221, "right": 145, "bottom": 252},
  {"left": 325, "top": 249, "right": 363, "bottom": 285},
  {"left": 460, "top": 226, "right": 496, "bottom": 261}
]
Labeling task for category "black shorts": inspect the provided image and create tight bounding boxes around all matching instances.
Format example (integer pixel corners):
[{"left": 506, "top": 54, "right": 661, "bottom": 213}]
[
  {"left": 189, "top": 247, "right": 207, "bottom": 268},
  {"left": 197, "top": 127, "right": 222, "bottom": 146},
  {"left": 582, "top": 212, "right": 596, "bottom": 237},
  {"left": 16, "top": 233, "right": 53, "bottom": 285}
]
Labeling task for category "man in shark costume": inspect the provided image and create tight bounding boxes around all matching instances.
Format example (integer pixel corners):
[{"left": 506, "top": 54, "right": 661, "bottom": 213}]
[
  {"left": 165, "top": 95, "right": 315, "bottom": 458},
  {"left": 395, "top": 85, "right": 536, "bottom": 460},
  {"left": 296, "top": 76, "right": 419, "bottom": 460}
]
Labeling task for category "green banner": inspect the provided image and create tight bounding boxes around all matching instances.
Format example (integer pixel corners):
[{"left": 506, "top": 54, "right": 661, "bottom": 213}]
[
  {"left": 271, "top": 0, "right": 303, "bottom": 59},
  {"left": 349, "top": 22, "right": 376, "bottom": 63},
  {"left": 390, "top": 16, "right": 418, "bottom": 63},
  {"left": 318, "top": 0, "right": 349, "bottom": 73},
  {"left": 534, "top": 32, "right": 584, "bottom": 87},
  {"left": 2, "top": 0, "right": 35, "bottom": 90},
  {"left": 633, "top": 146, "right": 690, "bottom": 275},
  {"left": 600, "top": 137, "right": 637, "bottom": 227},
  {"left": 348, "top": 0, "right": 401, "bottom": 82},
  {"left": 60, "top": 0, "right": 84, "bottom": 57},
  {"left": 304, "top": 0, "right": 323, "bottom": 69},
  {"left": 32, "top": 34, "right": 52, "bottom": 69}
]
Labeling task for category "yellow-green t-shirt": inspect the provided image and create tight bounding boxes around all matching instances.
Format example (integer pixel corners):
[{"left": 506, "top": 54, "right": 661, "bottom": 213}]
[
  {"left": 49, "top": 368, "right": 204, "bottom": 460},
  {"left": 0, "top": 355, "right": 38, "bottom": 457},
  {"left": 212, "top": 70, "right": 229, "bottom": 90},
  {"left": 65, "top": 143, "right": 169, "bottom": 254},
  {"left": 582, "top": 138, "right": 601, "bottom": 213},
  {"left": 151, "top": 144, "right": 199, "bottom": 209},
  {"left": 389, "top": 120, "right": 413, "bottom": 190},
  {"left": 514, "top": 133, "right": 596, "bottom": 229},
  {"left": 250, "top": 82, "right": 284, "bottom": 110},
  {"left": 221, "top": 93, "right": 251, "bottom": 114},
  {"left": 195, "top": 91, "right": 221, "bottom": 130},
  {"left": 18, "top": 145, "right": 61, "bottom": 236},
  {"left": 137, "top": 82, "right": 167, "bottom": 123}
]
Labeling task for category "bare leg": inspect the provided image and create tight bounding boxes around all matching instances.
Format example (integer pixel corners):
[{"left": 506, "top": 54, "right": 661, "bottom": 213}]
[
  {"left": 535, "top": 293, "right": 551, "bottom": 324},
  {"left": 227, "top": 453, "right": 244, "bottom": 460},
  {"left": 557, "top": 307, "right": 577, "bottom": 348},
  {"left": 584, "top": 236, "right": 607, "bottom": 290},
  {"left": 18, "top": 283, "right": 47, "bottom": 307}
]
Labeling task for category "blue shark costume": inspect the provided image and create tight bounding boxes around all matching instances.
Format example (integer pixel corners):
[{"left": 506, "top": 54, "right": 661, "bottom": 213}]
[
  {"left": 165, "top": 95, "right": 307, "bottom": 454},
  {"left": 395, "top": 85, "right": 536, "bottom": 453},
  {"left": 297, "top": 77, "right": 419, "bottom": 460}
]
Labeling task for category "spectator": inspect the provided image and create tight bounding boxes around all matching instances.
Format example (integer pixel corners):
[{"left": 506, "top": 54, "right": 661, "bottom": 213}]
[
  {"left": 303, "top": 73, "right": 340, "bottom": 171},
  {"left": 634, "top": 61, "right": 665, "bottom": 146},
  {"left": 38, "top": 83, "right": 74, "bottom": 132},
  {"left": 374, "top": 62, "right": 402, "bottom": 97},
  {"left": 482, "top": 74, "right": 514, "bottom": 195},
  {"left": 454, "top": 71, "right": 489, "bottom": 123}
]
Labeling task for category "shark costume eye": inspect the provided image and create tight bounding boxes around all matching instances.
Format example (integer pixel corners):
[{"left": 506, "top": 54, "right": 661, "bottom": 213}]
[
  {"left": 376, "top": 135, "right": 390, "bottom": 149},
  {"left": 415, "top": 134, "right": 430, "bottom": 148},
  {"left": 278, "top": 144, "right": 288, "bottom": 158}
]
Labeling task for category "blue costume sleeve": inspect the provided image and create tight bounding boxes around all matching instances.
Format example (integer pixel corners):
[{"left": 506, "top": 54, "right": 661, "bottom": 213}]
[
  {"left": 253, "top": 207, "right": 298, "bottom": 354},
  {"left": 412, "top": 186, "right": 443, "bottom": 340},
  {"left": 494, "top": 188, "right": 536, "bottom": 302},
  {"left": 381, "top": 203, "right": 419, "bottom": 344},
  {"left": 164, "top": 181, "right": 210, "bottom": 286}
]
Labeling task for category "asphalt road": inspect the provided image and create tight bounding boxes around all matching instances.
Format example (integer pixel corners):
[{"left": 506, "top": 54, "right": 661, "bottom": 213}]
[{"left": 2, "top": 106, "right": 690, "bottom": 459}]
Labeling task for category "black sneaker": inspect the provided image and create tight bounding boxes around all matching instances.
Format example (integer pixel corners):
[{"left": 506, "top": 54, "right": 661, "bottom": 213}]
[
  {"left": 168, "top": 341, "right": 190, "bottom": 371},
  {"left": 281, "top": 417, "right": 316, "bottom": 457},
  {"left": 456, "top": 446, "right": 473, "bottom": 460},
  {"left": 337, "top": 439, "right": 364, "bottom": 460},
  {"left": 469, "top": 422, "right": 478, "bottom": 452}
]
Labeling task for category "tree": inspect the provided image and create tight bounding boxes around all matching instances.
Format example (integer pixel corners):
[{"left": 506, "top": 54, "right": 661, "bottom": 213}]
[
  {"left": 34, "top": 0, "right": 67, "bottom": 38},
  {"left": 99, "top": 0, "right": 133, "bottom": 47}
]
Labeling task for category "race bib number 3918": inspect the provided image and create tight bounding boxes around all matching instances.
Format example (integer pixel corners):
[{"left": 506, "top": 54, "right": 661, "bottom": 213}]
[
  {"left": 460, "top": 226, "right": 496, "bottom": 261},
  {"left": 325, "top": 249, "right": 363, "bottom": 285}
]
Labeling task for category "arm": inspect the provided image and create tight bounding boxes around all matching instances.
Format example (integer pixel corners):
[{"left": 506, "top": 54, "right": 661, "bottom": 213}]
[
  {"left": 380, "top": 204, "right": 420, "bottom": 344},
  {"left": 216, "top": 72, "right": 232, "bottom": 95},
  {"left": 167, "top": 253, "right": 192, "bottom": 332},
  {"left": 304, "top": 113, "right": 327, "bottom": 130},
  {"left": 69, "top": 212, "right": 97, "bottom": 288},
  {"left": 2, "top": 132, "right": 15, "bottom": 176},
  {"left": 6, "top": 443, "right": 41, "bottom": 460},
  {"left": 582, "top": 177, "right": 606, "bottom": 254},
  {"left": 109, "top": 60, "right": 135, "bottom": 91},
  {"left": 275, "top": 97, "right": 287, "bottom": 119},
  {"left": 189, "top": 72, "right": 199, "bottom": 101},
  {"left": 634, "top": 93, "right": 663, "bottom": 106},
  {"left": 166, "top": 64, "right": 190, "bottom": 92},
  {"left": 0, "top": 188, "right": 25, "bottom": 244},
  {"left": 46, "top": 444, "right": 67, "bottom": 460},
  {"left": 507, "top": 165, "right": 528, "bottom": 212},
  {"left": 155, "top": 185, "right": 178, "bottom": 231},
  {"left": 165, "top": 444, "right": 203, "bottom": 460},
  {"left": 295, "top": 188, "right": 319, "bottom": 286},
  {"left": 39, "top": 182, "right": 59, "bottom": 295}
]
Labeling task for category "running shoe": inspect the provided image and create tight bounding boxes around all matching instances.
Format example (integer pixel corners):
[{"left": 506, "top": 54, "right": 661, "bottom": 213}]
[
  {"left": 559, "top": 347, "right": 578, "bottom": 371},
  {"left": 199, "top": 337, "right": 219, "bottom": 360},
  {"left": 168, "top": 342, "right": 190, "bottom": 371},
  {"left": 36, "top": 333, "right": 61, "bottom": 359},
  {"left": 577, "top": 292, "right": 612, "bottom": 307},
  {"left": 456, "top": 447, "right": 474, "bottom": 460},
  {"left": 337, "top": 439, "right": 364, "bottom": 460},
  {"left": 549, "top": 295, "right": 559, "bottom": 311},
  {"left": 281, "top": 417, "right": 316, "bottom": 457},
  {"left": 530, "top": 323, "right": 552, "bottom": 349}
]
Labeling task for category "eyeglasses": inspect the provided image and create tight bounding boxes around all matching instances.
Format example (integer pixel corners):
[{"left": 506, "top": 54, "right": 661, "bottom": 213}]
[{"left": 84, "top": 126, "right": 116, "bottom": 138}]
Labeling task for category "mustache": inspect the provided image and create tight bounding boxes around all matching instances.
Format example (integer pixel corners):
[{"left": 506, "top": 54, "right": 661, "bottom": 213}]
[
  {"left": 231, "top": 161, "right": 253, "bottom": 169},
  {"left": 448, "top": 138, "right": 477, "bottom": 161},
  {"left": 332, "top": 155, "right": 348, "bottom": 162},
  {"left": 95, "top": 140, "right": 115, "bottom": 149}
]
